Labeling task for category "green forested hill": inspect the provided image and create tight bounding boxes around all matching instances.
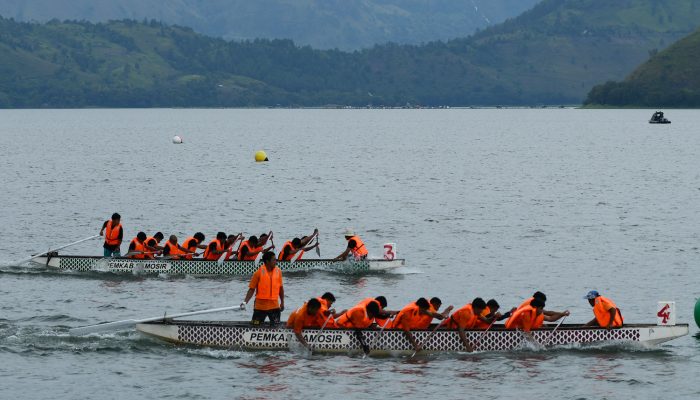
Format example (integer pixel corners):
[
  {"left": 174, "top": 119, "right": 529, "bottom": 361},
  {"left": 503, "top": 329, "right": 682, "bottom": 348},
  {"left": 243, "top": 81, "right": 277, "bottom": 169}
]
[
  {"left": 2, "top": 0, "right": 700, "bottom": 108},
  {"left": 584, "top": 28, "right": 700, "bottom": 107}
]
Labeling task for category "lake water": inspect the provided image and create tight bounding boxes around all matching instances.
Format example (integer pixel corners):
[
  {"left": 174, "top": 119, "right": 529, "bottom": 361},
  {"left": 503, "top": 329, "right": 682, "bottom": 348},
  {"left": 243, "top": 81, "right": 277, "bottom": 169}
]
[{"left": 1, "top": 108, "right": 699, "bottom": 399}]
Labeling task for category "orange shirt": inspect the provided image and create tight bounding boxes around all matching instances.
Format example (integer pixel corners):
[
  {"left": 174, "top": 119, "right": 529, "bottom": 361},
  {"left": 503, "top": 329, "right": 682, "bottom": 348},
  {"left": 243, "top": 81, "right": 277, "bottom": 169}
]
[{"left": 248, "top": 267, "right": 282, "bottom": 310}]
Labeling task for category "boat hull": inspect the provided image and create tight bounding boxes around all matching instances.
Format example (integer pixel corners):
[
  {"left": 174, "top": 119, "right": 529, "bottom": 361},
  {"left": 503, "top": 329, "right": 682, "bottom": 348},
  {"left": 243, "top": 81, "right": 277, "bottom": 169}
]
[
  {"left": 136, "top": 321, "right": 689, "bottom": 355},
  {"left": 30, "top": 255, "right": 404, "bottom": 276}
]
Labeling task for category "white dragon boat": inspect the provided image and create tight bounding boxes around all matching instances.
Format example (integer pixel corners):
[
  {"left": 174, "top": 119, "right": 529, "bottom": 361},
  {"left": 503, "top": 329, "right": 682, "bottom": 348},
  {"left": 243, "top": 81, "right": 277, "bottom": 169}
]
[
  {"left": 136, "top": 320, "right": 689, "bottom": 355},
  {"left": 30, "top": 254, "right": 404, "bottom": 276}
]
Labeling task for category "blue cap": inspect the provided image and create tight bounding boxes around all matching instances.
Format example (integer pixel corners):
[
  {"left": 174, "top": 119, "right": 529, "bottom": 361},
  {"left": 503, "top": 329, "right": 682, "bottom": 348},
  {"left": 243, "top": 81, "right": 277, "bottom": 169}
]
[{"left": 583, "top": 290, "right": 599, "bottom": 300}]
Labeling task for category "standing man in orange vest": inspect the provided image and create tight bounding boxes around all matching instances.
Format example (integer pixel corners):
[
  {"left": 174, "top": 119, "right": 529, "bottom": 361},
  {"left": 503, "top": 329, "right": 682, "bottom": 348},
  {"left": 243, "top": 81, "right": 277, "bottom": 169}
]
[
  {"left": 100, "top": 213, "right": 123, "bottom": 257},
  {"left": 584, "top": 290, "right": 623, "bottom": 329},
  {"left": 242, "top": 251, "right": 284, "bottom": 325},
  {"left": 333, "top": 228, "right": 368, "bottom": 261}
]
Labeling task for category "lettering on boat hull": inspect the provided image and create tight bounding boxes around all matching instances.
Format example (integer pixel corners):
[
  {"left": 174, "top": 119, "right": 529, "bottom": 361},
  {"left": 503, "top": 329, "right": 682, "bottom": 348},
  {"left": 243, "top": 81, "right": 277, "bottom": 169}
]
[{"left": 242, "top": 331, "right": 350, "bottom": 346}]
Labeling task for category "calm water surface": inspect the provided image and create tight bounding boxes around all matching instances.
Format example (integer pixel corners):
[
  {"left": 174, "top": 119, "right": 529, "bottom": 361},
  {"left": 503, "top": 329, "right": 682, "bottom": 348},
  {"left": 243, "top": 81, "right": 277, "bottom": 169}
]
[{"left": 1, "top": 109, "right": 699, "bottom": 399}]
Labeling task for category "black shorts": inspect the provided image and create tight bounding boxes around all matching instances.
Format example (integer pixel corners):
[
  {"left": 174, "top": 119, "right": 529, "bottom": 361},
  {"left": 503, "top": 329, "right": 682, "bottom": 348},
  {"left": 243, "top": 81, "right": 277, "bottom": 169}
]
[{"left": 251, "top": 308, "right": 281, "bottom": 325}]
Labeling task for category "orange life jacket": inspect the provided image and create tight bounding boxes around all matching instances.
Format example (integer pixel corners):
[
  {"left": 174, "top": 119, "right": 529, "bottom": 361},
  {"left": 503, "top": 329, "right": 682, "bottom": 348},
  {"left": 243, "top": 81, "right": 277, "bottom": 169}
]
[
  {"left": 255, "top": 266, "right": 282, "bottom": 301},
  {"left": 239, "top": 240, "right": 263, "bottom": 261},
  {"left": 392, "top": 303, "right": 423, "bottom": 331},
  {"left": 144, "top": 236, "right": 159, "bottom": 259},
  {"left": 412, "top": 303, "right": 436, "bottom": 329},
  {"left": 163, "top": 241, "right": 185, "bottom": 259},
  {"left": 104, "top": 221, "right": 122, "bottom": 246},
  {"left": 355, "top": 297, "right": 388, "bottom": 326},
  {"left": 128, "top": 237, "right": 145, "bottom": 259},
  {"left": 474, "top": 305, "right": 492, "bottom": 329},
  {"left": 505, "top": 304, "right": 541, "bottom": 331},
  {"left": 278, "top": 241, "right": 296, "bottom": 261},
  {"left": 348, "top": 235, "right": 368, "bottom": 259},
  {"left": 203, "top": 239, "right": 224, "bottom": 261},
  {"left": 446, "top": 303, "right": 478, "bottom": 329},
  {"left": 182, "top": 236, "right": 199, "bottom": 260},
  {"left": 517, "top": 297, "right": 544, "bottom": 328},
  {"left": 335, "top": 304, "right": 372, "bottom": 329},
  {"left": 593, "top": 296, "right": 623, "bottom": 327}
]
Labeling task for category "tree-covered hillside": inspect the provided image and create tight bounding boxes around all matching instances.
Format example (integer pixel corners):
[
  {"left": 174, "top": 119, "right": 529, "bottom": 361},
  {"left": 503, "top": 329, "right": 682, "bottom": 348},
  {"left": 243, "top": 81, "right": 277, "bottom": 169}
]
[
  {"left": 0, "top": 0, "right": 540, "bottom": 50},
  {"left": 585, "top": 28, "right": 700, "bottom": 107},
  {"left": 1, "top": 0, "right": 700, "bottom": 108}
]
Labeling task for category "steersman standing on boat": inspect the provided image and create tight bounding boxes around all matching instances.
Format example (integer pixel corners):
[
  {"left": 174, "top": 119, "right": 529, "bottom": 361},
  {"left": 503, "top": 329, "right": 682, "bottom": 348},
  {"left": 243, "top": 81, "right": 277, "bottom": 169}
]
[
  {"left": 333, "top": 228, "right": 368, "bottom": 261},
  {"left": 242, "top": 251, "right": 284, "bottom": 325},
  {"left": 100, "top": 213, "right": 123, "bottom": 257}
]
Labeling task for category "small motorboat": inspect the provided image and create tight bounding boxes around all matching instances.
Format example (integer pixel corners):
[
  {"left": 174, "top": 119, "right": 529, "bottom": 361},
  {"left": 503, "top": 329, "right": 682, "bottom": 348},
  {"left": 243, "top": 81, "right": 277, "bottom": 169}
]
[{"left": 649, "top": 111, "right": 671, "bottom": 124}]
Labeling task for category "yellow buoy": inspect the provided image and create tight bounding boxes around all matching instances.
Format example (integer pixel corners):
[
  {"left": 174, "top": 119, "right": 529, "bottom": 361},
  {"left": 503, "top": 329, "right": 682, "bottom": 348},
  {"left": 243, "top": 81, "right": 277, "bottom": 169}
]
[{"left": 254, "top": 150, "right": 268, "bottom": 162}]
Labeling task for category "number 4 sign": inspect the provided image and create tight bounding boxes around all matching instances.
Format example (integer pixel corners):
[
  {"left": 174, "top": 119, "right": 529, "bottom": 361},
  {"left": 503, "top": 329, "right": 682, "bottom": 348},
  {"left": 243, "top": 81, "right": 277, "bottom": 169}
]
[{"left": 383, "top": 243, "right": 396, "bottom": 261}]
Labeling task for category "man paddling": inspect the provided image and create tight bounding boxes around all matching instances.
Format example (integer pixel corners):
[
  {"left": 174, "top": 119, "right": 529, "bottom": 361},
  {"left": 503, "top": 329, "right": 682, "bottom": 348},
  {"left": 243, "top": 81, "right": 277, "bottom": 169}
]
[
  {"left": 333, "top": 228, "right": 368, "bottom": 261},
  {"left": 505, "top": 298, "right": 569, "bottom": 341},
  {"left": 286, "top": 298, "right": 327, "bottom": 349},
  {"left": 242, "top": 251, "right": 284, "bottom": 325},
  {"left": 348, "top": 296, "right": 397, "bottom": 327},
  {"left": 182, "top": 232, "right": 206, "bottom": 260},
  {"left": 203, "top": 232, "right": 227, "bottom": 261},
  {"left": 161, "top": 235, "right": 192, "bottom": 259},
  {"left": 584, "top": 290, "right": 623, "bottom": 329},
  {"left": 125, "top": 232, "right": 150, "bottom": 259},
  {"left": 99, "top": 213, "right": 123, "bottom": 257},
  {"left": 474, "top": 299, "right": 514, "bottom": 329},
  {"left": 144, "top": 232, "right": 164, "bottom": 259},
  {"left": 392, "top": 297, "right": 452, "bottom": 352},
  {"left": 238, "top": 233, "right": 274, "bottom": 261},
  {"left": 445, "top": 297, "right": 489, "bottom": 352},
  {"left": 278, "top": 229, "right": 319, "bottom": 261}
]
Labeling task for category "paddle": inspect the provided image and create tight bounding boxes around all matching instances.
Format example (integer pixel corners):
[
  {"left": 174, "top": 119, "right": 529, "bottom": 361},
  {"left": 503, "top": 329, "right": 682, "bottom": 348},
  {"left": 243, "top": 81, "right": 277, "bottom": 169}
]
[
  {"left": 410, "top": 315, "right": 450, "bottom": 358},
  {"left": 315, "top": 229, "right": 320, "bottom": 257},
  {"left": 545, "top": 316, "right": 567, "bottom": 347},
  {"left": 353, "top": 329, "right": 370, "bottom": 355},
  {"left": 471, "top": 319, "right": 497, "bottom": 351},
  {"left": 14, "top": 234, "right": 101, "bottom": 265},
  {"left": 309, "top": 314, "right": 334, "bottom": 354},
  {"left": 363, "top": 317, "right": 393, "bottom": 359},
  {"left": 70, "top": 305, "right": 244, "bottom": 336}
]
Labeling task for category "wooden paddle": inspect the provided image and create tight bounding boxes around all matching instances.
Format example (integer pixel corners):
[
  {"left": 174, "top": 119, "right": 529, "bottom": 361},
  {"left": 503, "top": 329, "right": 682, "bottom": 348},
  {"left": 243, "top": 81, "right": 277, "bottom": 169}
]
[
  {"left": 70, "top": 305, "right": 244, "bottom": 336},
  {"left": 545, "top": 316, "right": 567, "bottom": 346},
  {"left": 410, "top": 314, "right": 451, "bottom": 358},
  {"left": 363, "top": 317, "right": 393, "bottom": 359},
  {"left": 315, "top": 229, "right": 320, "bottom": 257},
  {"left": 309, "top": 314, "right": 334, "bottom": 354},
  {"left": 470, "top": 319, "right": 497, "bottom": 351},
  {"left": 14, "top": 234, "right": 100, "bottom": 265}
]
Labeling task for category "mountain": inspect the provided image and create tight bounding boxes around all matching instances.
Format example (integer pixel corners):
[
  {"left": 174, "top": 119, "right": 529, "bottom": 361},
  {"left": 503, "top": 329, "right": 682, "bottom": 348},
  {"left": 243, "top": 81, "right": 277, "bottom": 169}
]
[
  {"left": 2, "top": 0, "right": 700, "bottom": 108},
  {"left": 0, "top": 0, "right": 541, "bottom": 50},
  {"left": 584, "top": 28, "right": 700, "bottom": 107}
]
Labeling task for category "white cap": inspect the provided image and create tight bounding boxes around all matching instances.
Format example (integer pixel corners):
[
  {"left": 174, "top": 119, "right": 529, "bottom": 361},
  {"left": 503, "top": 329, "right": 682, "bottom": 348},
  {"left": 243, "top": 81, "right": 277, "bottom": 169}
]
[{"left": 343, "top": 228, "right": 355, "bottom": 237}]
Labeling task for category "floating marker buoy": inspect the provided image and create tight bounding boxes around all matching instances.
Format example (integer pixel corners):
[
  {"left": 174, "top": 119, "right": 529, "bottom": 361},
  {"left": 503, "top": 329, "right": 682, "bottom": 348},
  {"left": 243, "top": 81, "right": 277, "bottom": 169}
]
[
  {"left": 695, "top": 298, "right": 700, "bottom": 328},
  {"left": 172, "top": 135, "right": 183, "bottom": 144},
  {"left": 255, "top": 150, "right": 268, "bottom": 162}
]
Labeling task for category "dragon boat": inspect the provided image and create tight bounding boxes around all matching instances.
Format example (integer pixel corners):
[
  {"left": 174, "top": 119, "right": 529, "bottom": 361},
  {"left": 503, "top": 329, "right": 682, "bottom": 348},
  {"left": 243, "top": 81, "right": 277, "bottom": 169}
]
[
  {"left": 30, "top": 254, "right": 404, "bottom": 276},
  {"left": 136, "top": 320, "right": 689, "bottom": 355}
]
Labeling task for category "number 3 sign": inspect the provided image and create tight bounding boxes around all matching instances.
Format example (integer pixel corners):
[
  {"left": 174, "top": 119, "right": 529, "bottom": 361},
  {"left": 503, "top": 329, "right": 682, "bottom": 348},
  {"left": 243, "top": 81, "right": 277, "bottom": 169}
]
[{"left": 383, "top": 243, "right": 396, "bottom": 260}]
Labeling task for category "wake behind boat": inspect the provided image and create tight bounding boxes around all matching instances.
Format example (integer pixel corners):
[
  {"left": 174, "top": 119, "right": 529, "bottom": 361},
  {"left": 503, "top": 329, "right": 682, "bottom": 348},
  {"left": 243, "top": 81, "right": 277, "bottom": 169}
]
[
  {"left": 30, "top": 254, "right": 405, "bottom": 276},
  {"left": 135, "top": 320, "right": 689, "bottom": 355}
]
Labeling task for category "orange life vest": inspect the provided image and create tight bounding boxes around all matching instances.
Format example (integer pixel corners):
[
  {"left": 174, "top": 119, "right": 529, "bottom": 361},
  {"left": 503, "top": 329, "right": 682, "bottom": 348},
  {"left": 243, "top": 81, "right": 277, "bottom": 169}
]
[
  {"left": 392, "top": 303, "right": 423, "bottom": 331},
  {"left": 203, "top": 239, "right": 224, "bottom": 261},
  {"left": 104, "top": 221, "right": 122, "bottom": 246},
  {"left": 255, "top": 266, "right": 282, "bottom": 301},
  {"left": 505, "top": 304, "right": 541, "bottom": 331},
  {"left": 163, "top": 241, "right": 185, "bottom": 259},
  {"left": 278, "top": 241, "right": 299, "bottom": 261},
  {"left": 412, "top": 303, "right": 436, "bottom": 329},
  {"left": 335, "top": 304, "right": 372, "bottom": 329},
  {"left": 446, "top": 303, "right": 478, "bottom": 329},
  {"left": 143, "top": 236, "right": 159, "bottom": 259},
  {"left": 182, "top": 236, "right": 199, "bottom": 260},
  {"left": 128, "top": 237, "right": 145, "bottom": 259},
  {"left": 355, "top": 297, "right": 388, "bottom": 326},
  {"left": 517, "top": 297, "right": 544, "bottom": 328},
  {"left": 347, "top": 235, "right": 368, "bottom": 259},
  {"left": 474, "top": 306, "right": 492, "bottom": 329},
  {"left": 239, "top": 240, "right": 263, "bottom": 261},
  {"left": 593, "top": 296, "right": 623, "bottom": 327}
]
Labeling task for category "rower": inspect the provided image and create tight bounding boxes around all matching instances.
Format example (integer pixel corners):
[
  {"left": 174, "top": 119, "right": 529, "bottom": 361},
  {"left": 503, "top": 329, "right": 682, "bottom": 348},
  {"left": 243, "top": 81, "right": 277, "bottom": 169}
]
[
  {"left": 161, "top": 235, "right": 190, "bottom": 259},
  {"left": 100, "top": 213, "right": 123, "bottom": 257},
  {"left": 583, "top": 290, "right": 623, "bottom": 329},
  {"left": 278, "top": 229, "right": 319, "bottom": 261},
  {"left": 392, "top": 298, "right": 452, "bottom": 352},
  {"left": 505, "top": 298, "right": 569, "bottom": 340},
  {"left": 182, "top": 232, "right": 206, "bottom": 260},
  {"left": 518, "top": 291, "right": 567, "bottom": 325},
  {"left": 474, "top": 299, "right": 514, "bottom": 329},
  {"left": 411, "top": 297, "right": 453, "bottom": 330},
  {"left": 333, "top": 228, "right": 368, "bottom": 261},
  {"left": 242, "top": 251, "right": 284, "bottom": 325},
  {"left": 221, "top": 233, "right": 243, "bottom": 261},
  {"left": 286, "top": 298, "right": 325, "bottom": 349},
  {"left": 238, "top": 233, "right": 274, "bottom": 261},
  {"left": 143, "top": 232, "right": 164, "bottom": 259},
  {"left": 353, "top": 296, "right": 397, "bottom": 327},
  {"left": 203, "top": 232, "right": 227, "bottom": 261},
  {"left": 334, "top": 300, "right": 381, "bottom": 329},
  {"left": 125, "top": 232, "right": 148, "bottom": 259},
  {"left": 445, "top": 297, "right": 489, "bottom": 352}
]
